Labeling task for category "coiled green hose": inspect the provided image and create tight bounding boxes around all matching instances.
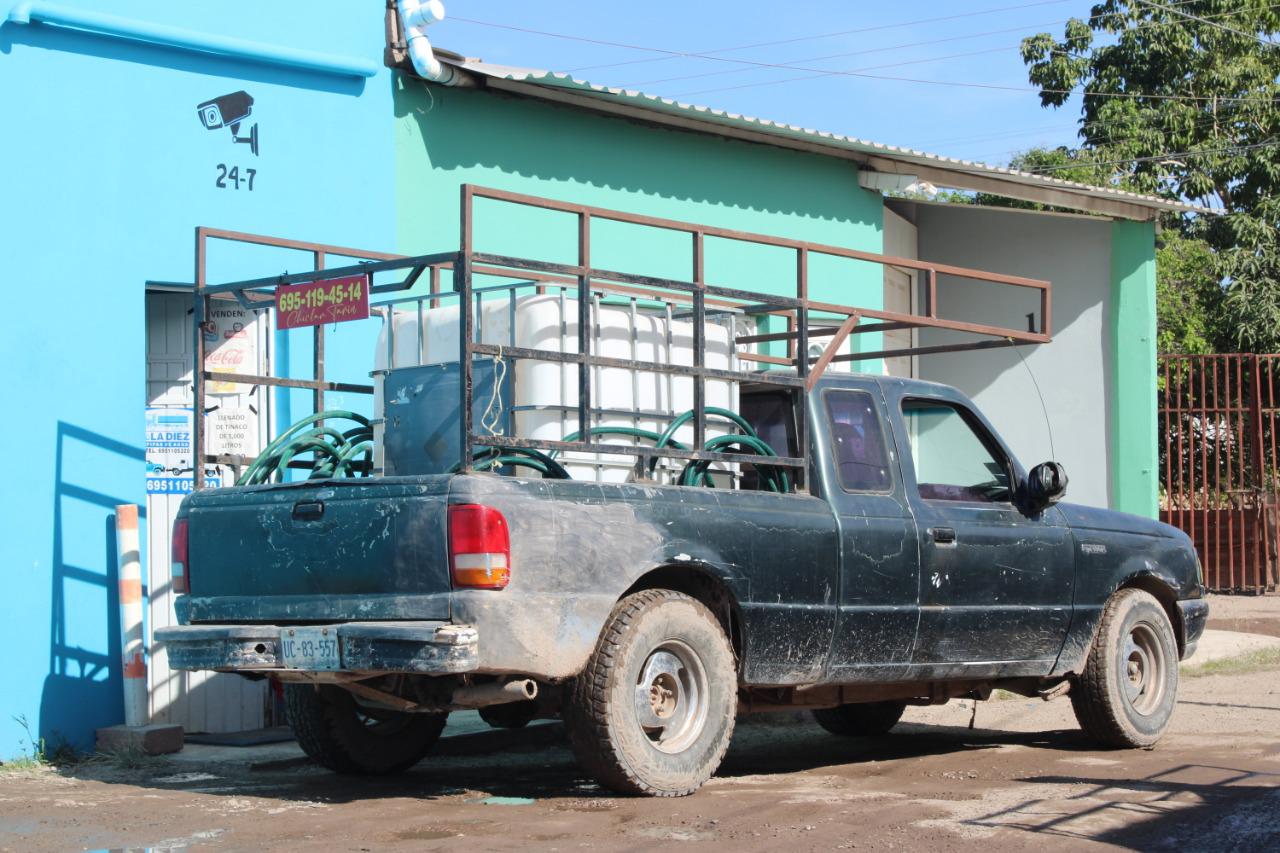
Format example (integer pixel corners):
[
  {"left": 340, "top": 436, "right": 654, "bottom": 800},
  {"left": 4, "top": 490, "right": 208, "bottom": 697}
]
[
  {"left": 237, "top": 411, "right": 372, "bottom": 485},
  {"left": 549, "top": 408, "right": 790, "bottom": 492},
  {"left": 453, "top": 446, "right": 573, "bottom": 479},
  {"left": 247, "top": 406, "right": 789, "bottom": 492},
  {"left": 677, "top": 433, "right": 791, "bottom": 493}
]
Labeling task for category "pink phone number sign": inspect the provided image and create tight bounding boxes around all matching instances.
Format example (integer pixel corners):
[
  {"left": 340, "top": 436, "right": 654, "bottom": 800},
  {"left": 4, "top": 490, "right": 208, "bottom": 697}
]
[{"left": 276, "top": 274, "right": 369, "bottom": 330}]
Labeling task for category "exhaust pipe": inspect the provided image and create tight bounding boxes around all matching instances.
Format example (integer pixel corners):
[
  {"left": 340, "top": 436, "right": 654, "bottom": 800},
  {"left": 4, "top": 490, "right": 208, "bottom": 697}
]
[{"left": 450, "top": 678, "right": 538, "bottom": 709}]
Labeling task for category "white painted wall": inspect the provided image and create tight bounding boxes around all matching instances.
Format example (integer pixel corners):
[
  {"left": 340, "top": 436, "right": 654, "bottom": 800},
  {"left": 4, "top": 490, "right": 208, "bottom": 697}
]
[{"left": 894, "top": 200, "right": 1114, "bottom": 509}]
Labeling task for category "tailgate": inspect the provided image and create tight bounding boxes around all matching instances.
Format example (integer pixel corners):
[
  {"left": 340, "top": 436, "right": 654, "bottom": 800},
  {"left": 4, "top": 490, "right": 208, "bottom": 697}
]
[{"left": 181, "top": 476, "right": 452, "bottom": 622}]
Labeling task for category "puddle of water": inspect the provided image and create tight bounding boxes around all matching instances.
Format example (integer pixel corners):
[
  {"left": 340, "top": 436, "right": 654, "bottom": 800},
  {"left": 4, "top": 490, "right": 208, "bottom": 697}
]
[
  {"left": 152, "top": 773, "right": 219, "bottom": 785},
  {"left": 472, "top": 795, "right": 535, "bottom": 806},
  {"left": 87, "top": 828, "right": 225, "bottom": 852}
]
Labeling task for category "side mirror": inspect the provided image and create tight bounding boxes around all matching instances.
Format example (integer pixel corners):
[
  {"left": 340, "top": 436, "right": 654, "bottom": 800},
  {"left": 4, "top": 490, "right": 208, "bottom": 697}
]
[{"left": 1025, "top": 461, "right": 1068, "bottom": 510}]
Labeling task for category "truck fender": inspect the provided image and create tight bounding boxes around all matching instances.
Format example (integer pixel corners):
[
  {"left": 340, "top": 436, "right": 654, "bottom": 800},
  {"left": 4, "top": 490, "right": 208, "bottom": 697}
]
[
  {"left": 624, "top": 555, "right": 750, "bottom": 662},
  {"left": 1052, "top": 568, "right": 1184, "bottom": 675}
]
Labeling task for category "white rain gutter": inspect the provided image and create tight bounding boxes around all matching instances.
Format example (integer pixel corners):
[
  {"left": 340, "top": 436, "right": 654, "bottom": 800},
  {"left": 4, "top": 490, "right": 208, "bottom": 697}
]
[{"left": 396, "top": 0, "right": 461, "bottom": 85}]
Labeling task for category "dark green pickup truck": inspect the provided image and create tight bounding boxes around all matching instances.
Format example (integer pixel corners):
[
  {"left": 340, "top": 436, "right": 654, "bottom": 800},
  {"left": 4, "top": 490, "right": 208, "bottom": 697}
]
[{"left": 158, "top": 373, "right": 1207, "bottom": 797}]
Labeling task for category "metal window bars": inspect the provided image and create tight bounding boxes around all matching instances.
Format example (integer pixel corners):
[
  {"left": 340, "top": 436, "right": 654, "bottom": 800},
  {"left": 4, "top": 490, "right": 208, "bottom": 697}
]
[{"left": 191, "top": 184, "right": 1052, "bottom": 491}]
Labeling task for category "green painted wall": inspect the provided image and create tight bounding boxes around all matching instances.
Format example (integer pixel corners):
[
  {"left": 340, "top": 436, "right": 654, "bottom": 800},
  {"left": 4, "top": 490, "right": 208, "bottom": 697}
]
[
  {"left": 1110, "top": 219, "right": 1158, "bottom": 518},
  {"left": 392, "top": 77, "right": 884, "bottom": 365}
]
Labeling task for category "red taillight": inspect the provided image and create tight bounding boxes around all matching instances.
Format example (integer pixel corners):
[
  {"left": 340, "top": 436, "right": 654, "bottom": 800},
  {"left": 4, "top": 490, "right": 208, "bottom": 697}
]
[
  {"left": 448, "top": 504, "right": 510, "bottom": 590},
  {"left": 171, "top": 518, "right": 190, "bottom": 594}
]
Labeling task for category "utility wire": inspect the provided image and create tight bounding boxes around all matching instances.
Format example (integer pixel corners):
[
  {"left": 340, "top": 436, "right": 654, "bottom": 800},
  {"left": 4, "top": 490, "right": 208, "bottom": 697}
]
[
  {"left": 621, "top": 0, "right": 1220, "bottom": 90},
  {"left": 564, "top": 0, "right": 1078, "bottom": 73},
  {"left": 673, "top": 67, "right": 1277, "bottom": 103},
  {"left": 938, "top": 107, "right": 1271, "bottom": 161},
  {"left": 449, "top": 11, "right": 1279, "bottom": 105},
  {"left": 626, "top": 35, "right": 1024, "bottom": 89},
  {"left": 651, "top": 44, "right": 1018, "bottom": 94},
  {"left": 1023, "top": 139, "right": 1279, "bottom": 173},
  {"left": 920, "top": 99, "right": 1256, "bottom": 148},
  {"left": 1131, "top": 0, "right": 1277, "bottom": 47},
  {"left": 673, "top": 3, "right": 1280, "bottom": 97}
]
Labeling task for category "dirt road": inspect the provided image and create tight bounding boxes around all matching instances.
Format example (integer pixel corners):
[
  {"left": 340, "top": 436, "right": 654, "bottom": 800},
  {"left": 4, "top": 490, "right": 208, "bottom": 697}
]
[{"left": 3, "top": 652, "right": 1277, "bottom": 853}]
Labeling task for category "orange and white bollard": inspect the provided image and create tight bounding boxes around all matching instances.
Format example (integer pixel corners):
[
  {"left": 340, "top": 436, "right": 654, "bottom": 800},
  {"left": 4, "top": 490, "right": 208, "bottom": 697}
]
[{"left": 116, "top": 504, "right": 147, "bottom": 727}]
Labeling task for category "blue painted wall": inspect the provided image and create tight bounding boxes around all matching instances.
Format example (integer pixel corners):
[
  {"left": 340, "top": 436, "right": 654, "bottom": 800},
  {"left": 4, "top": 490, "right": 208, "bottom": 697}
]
[{"left": 0, "top": 0, "right": 397, "bottom": 755}]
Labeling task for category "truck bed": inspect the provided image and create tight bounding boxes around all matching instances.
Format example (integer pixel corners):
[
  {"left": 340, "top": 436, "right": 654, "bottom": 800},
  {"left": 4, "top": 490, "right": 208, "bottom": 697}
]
[{"left": 177, "top": 472, "right": 840, "bottom": 683}]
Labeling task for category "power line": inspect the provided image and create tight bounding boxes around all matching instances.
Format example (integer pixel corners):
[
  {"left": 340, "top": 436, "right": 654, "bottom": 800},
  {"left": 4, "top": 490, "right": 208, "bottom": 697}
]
[
  {"left": 1131, "top": 0, "right": 1277, "bottom": 47},
  {"left": 671, "top": 3, "right": 1280, "bottom": 98},
  {"left": 448, "top": 9, "right": 1279, "bottom": 106},
  {"left": 619, "top": 0, "right": 1212, "bottom": 90},
  {"left": 671, "top": 65, "right": 1276, "bottom": 104},
  {"left": 1024, "top": 139, "right": 1279, "bottom": 173},
  {"left": 964, "top": 116, "right": 1268, "bottom": 163},
  {"left": 624, "top": 32, "right": 1028, "bottom": 89},
  {"left": 563, "top": 0, "right": 1078, "bottom": 73},
  {"left": 649, "top": 44, "right": 1018, "bottom": 94}
]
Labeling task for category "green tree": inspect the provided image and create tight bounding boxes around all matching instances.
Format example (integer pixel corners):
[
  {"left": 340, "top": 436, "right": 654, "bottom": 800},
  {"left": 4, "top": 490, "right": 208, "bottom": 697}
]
[
  {"left": 1018, "top": 1, "right": 1280, "bottom": 352},
  {"left": 1156, "top": 233, "right": 1227, "bottom": 354}
]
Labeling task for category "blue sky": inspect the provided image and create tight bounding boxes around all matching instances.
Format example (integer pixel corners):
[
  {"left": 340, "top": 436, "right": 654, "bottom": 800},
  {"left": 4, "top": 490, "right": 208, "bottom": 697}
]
[{"left": 432, "top": 0, "right": 1095, "bottom": 166}]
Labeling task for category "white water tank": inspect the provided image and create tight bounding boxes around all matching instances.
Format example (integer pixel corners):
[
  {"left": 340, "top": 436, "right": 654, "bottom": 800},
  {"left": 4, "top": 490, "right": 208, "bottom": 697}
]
[{"left": 374, "top": 294, "right": 744, "bottom": 482}]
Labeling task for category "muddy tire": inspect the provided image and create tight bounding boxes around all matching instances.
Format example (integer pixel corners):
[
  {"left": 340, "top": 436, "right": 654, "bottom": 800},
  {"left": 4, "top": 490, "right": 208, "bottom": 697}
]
[
  {"left": 1071, "top": 588, "right": 1179, "bottom": 748},
  {"left": 284, "top": 684, "right": 447, "bottom": 775},
  {"left": 812, "top": 700, "right": 906, "bottom": 737},
  {"left": 564, "top": 589, "right": 737, "bottom": 797}
]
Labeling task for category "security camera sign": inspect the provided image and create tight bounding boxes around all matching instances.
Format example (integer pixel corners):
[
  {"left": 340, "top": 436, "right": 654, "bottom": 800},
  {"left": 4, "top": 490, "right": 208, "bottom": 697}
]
[{"left": 276, "top": 274, "right": 369, "bottom": 329}]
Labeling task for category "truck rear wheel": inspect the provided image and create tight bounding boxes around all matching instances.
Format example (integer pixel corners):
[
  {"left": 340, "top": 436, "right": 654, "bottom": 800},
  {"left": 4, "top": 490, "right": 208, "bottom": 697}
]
[
  {"left": 812, "top": 700, "right": 906, "bottom": 736},
  {"left": 564, "top": 589, "right": 737, "bottom": 797},
  {"left": 284, "top": 684, "right": 447, "bottom": 775},
  {"left": 1071, "top": 588, "right": 1179, "bottom": 748}
]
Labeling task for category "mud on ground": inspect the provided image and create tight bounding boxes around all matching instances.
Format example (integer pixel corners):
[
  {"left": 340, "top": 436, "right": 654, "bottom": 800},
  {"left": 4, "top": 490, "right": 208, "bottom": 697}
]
[
  {"left": 1206, "top": 592, "right": 1280, "bottom": 639},
  {"left": 3, "top": 653, "right": 1278, "bottom": 853}
]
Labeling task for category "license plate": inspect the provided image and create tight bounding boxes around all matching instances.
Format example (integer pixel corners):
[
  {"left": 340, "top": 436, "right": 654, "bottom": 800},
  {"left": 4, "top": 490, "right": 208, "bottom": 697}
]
[{"left": 280, "top": 626, "right": 341, "bottom": 671}]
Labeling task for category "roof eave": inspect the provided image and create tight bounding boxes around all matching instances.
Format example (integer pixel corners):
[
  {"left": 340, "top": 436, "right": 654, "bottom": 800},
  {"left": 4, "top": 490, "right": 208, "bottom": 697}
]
[{"left": 430, "top": 57, "right": 1212, "bottom": 221}]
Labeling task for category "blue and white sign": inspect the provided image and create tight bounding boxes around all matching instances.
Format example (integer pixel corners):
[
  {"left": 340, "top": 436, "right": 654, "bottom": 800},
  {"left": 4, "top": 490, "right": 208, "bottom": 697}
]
[{"left": 145, "top": 408, "right": 220, "bottom": 492}]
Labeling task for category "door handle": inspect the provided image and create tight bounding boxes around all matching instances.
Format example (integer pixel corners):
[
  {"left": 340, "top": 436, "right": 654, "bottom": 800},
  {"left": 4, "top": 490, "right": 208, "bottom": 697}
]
[
  {"left": 292, "top": 500, "right": 325, "bottom": 521},
  {"left": 931, "top": 526, "right": 956, "bottom": 544}
]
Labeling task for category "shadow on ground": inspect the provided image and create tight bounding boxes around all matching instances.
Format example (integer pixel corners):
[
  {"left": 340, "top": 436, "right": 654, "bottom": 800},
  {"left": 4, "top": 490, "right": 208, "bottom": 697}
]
[
  {"left": 61, "top": 717, "right": 1098, "bottom": 805},
  {"left": 963, "top": 764, "right": 1280, "bottom": 851}
]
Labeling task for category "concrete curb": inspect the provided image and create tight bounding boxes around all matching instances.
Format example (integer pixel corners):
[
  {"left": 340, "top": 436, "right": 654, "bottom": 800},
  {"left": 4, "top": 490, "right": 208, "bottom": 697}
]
[{"left": 1181, "top": 628, "right": 1280, "bottom": 667}]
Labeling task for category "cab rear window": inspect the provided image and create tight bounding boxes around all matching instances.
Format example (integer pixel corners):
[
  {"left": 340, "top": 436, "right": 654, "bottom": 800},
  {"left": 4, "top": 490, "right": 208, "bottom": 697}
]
[{"left": 824, "top": 391, "right": 892, "bottom": 493}]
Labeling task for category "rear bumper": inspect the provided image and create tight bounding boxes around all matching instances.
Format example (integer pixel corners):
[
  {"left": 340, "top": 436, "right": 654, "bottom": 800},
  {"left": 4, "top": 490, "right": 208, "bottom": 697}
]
[
  {"left": 1178, "top": 598, "right": 1210, "bottom": 660},
  {"left": 154, "top": 622, "right": 478, "bottom": 675}
]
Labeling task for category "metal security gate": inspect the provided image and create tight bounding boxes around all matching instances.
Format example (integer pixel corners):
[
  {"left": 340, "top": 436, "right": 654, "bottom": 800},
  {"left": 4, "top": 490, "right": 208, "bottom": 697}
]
[{"left": 1159, "top": 354, "right": 1280, "bottom": 593}]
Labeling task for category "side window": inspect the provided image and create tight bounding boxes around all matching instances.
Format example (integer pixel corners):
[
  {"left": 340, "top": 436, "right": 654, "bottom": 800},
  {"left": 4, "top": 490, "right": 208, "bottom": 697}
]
[
  {"left": 900, "top": 399, "right": 1011, "bottom": 503},
  {"left": 825, "top": 391, "right": 892, "bottom": 493}
]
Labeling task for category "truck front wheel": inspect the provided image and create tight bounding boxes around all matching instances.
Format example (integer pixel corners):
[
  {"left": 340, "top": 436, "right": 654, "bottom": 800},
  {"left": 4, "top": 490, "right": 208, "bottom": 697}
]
[
  {"left": 284, "top": 684, "right": 447, "bottom": 775},
  {"left": 564, "top": 589, "right": 737, "bottom": 797},
  {"left": 1071, "top": 588, "right": 1179, "bottom": 748}
]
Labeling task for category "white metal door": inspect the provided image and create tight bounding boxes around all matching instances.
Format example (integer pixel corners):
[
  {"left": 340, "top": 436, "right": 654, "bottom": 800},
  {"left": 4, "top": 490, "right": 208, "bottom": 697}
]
[
  {"left": 145, "top": 292, "right": 273, "bottom": 732},
  {"left": 883, "top": 209, "right": 919, "bottom": 378}
]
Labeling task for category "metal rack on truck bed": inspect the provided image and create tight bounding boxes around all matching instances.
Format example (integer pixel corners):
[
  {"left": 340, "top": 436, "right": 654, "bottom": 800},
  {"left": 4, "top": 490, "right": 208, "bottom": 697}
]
[{"left": 190, "top": 184, "right": 1052, "bottom": 489}]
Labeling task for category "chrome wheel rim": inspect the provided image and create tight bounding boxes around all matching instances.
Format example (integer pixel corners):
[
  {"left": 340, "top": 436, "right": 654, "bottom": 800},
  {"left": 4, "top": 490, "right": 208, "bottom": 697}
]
[
  {"left": 1121, "top": 622, "right": 1167, "bottom": 716},
  {"left": 633, "top": 639, "right": 709, "bottom": 754}
]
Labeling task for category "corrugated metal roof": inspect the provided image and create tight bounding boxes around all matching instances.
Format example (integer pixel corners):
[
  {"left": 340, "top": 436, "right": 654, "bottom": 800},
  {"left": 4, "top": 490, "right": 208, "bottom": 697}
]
[{"left": 436, "top": 57, "right": 1213, "bottom": 219}]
